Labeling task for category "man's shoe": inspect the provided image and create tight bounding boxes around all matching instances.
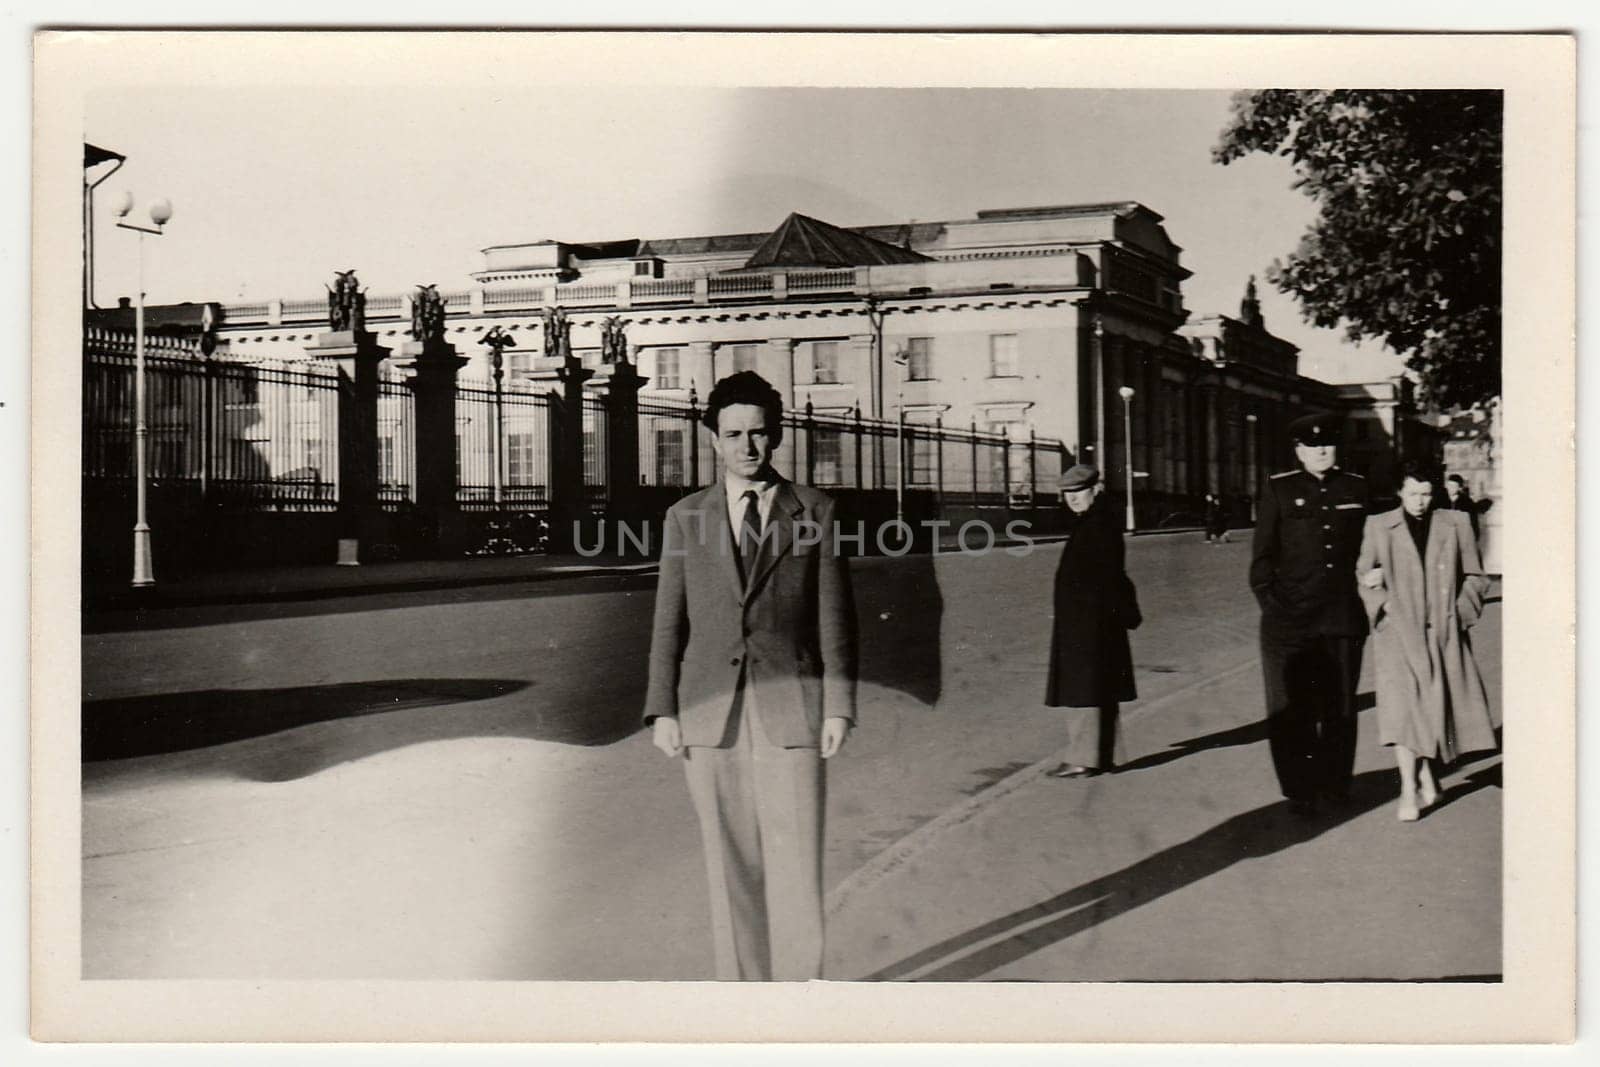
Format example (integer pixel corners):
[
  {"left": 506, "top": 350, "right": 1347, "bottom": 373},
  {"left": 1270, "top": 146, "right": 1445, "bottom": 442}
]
[{"left": 1047, "top": 763, "right": 1102, "bottom": 779}]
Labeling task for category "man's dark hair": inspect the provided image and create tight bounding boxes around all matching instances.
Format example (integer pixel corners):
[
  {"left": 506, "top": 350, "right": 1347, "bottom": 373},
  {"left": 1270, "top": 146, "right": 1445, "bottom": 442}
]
[
  {"left": 1446, "top": 473, "right": 1468, "bottom": 488},
  {"left": 703, "top": 370, "right": 784, "bottom": 437},
  {"left": 1398, "top": 458, "right": 1444, "bottom": 488}
]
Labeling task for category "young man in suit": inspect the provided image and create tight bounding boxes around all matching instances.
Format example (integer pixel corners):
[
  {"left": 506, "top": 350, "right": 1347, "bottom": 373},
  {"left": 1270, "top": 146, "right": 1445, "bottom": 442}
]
[{"left": 643, "top": 371, "right": 858, "bottom": 980}]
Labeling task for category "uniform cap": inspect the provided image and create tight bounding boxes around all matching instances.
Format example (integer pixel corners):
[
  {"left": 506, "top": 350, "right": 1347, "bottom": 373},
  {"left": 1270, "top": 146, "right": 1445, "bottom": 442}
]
[
  {"left": 1288, "top": 412, "right": 1341, "bottom": 445},
  {"left": 1058, "top": 464, "right": 1100, "bottom": 491}
]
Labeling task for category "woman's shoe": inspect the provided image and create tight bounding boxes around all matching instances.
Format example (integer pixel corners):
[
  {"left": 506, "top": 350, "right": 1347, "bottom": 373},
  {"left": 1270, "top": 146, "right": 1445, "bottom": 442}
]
[
  {"left": 1397, "top": 798, "right": 1420, "bottom": 823},
  {"left": 1047, "top": 764, "right": 1101, "bottom": 779},
  {"left": 1418, "top": 778, "right": 1439, "bottom": 810}
]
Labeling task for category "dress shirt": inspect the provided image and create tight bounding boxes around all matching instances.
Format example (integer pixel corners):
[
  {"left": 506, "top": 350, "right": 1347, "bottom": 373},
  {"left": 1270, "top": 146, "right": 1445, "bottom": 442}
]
[{"left": 724, "top": 471, "right": 780, "bottom": 539}]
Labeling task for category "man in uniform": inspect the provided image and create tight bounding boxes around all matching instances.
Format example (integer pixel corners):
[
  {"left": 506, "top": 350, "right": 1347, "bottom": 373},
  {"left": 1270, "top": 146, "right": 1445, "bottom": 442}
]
[{"left": 1250, "top": 412, "right": 1370, "bottom": 816}]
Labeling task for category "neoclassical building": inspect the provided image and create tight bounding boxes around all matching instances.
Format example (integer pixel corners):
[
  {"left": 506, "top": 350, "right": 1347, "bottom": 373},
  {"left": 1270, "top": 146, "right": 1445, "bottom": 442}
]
[{"left": 197, "top": 200, "right": 1432, "bottom": 521}]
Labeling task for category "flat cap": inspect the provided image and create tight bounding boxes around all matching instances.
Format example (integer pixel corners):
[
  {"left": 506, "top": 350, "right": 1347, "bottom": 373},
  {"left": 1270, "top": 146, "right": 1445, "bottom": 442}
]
[
  {"left": 1058, "top": 464, "right": 1100, "bottom": 491},
  {"left": 1288, "top": 412, "right": 1342, "bottom": 445}
]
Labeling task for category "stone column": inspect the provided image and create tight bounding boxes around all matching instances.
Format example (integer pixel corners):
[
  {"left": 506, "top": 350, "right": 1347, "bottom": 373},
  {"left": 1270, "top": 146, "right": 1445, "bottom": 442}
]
[
  {"left": 548, "top": 355, "right": 596, "bottom": 554},
  {"left": 394, "top": 336, "right": 468, "bottom": 558},
  {"left": 1204, "top": 385, "right": 1221, "bottom": 495},
  {"left": 688, "top": 340, "right": 715, "bottom": 398},
  {"left": 307, "top": 328, "right": 389, "bottom": 564},
  {"left": 765, "top": 338, "right": 797, "bottom": 478},
  {"left": 604, "top": 357, "right": 647, "bottom": 535}
]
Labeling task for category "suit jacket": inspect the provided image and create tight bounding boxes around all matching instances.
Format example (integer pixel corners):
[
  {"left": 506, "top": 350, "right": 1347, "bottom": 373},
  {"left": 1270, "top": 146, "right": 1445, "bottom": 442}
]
[{"left": 643, "top": 478, "right": 858, "bottom": 748}]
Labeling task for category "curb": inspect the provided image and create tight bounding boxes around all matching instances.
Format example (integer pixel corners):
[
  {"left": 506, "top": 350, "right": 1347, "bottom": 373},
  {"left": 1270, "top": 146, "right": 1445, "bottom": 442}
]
[
  {"left": 824, "top": 656, "right": 1261, "bottom": 920},
  {"left": 84, "top": 561, "right": 661, "bottom": 613}
]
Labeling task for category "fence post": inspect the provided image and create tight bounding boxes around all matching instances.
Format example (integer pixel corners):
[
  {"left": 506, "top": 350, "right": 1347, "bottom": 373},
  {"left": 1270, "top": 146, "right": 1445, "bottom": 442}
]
[
  {"left": 1028, "top": 428, "right": 1038, "bottom": 510},
  {"left": 688, "top": 385, "right": 701, "bottom": 489},
  {"left": 852, "top": 403, "right": 864, "bottom": 490},
  {"left": 549, "top": 351, "right": 596, "bottom": 553},
  {"left": 1002, "top": 426, "right": 1013, "bottom": 527},
  {"left": 396, "top": 334, "right": 467, "bottom": 558},
  {"left": 604, "top": 354, "right": 646, "bottom": 540},
  {"left": 804, "top": 401, "right": 816, "bottom": 486},
  {"left": 970, "top": 418, "right": 979, "bottom": 506},
  {"left": 308, "top": 326, "right": 390, "bottom": 564}
]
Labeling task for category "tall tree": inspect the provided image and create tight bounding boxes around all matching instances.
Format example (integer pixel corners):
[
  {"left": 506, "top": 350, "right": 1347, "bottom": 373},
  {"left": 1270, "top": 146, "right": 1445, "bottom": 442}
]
[{"left": 1214, "top": 90, "right": 1502, "bottom": 409}]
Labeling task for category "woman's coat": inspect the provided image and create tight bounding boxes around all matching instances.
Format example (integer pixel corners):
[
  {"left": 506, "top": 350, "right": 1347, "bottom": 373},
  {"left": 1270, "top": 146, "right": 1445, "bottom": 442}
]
[
  {"left": 1046, "top": 496, "right": 1137, "bottom": 708},
  {"left": 1355, "top": 507, "right": 1496, "bottom": 760}
]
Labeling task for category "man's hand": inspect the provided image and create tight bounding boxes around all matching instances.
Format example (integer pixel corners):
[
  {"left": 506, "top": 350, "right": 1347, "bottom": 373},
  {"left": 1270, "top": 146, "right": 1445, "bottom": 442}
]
[
  {"left": 820, "top": 716, "right": 852, "bottom": 759},
  {"left": 1359, "top": 566, "right": 1385, "bottom": 591},
  {"left": 652, "top": 716, "right": 683, "bottom": 758}
]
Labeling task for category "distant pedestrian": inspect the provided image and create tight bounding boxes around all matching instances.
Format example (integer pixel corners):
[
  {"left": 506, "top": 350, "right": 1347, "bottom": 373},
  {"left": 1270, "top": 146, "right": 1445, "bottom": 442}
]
[
  {"left": 1250, "top": 413, "right": 1370, "bottom": 817},
  {"left": 1356, "top": 461, "right": 1496, "bottom": 823},
  {"left": 1044, "top": 464, "right": 1139, "bottom": 779},
  {"left": 1204, "top": 493, "right": 1230, "bottom": 544},
  {"left": 1444, "top": 473, "right": 1481, "bottom": 540}
]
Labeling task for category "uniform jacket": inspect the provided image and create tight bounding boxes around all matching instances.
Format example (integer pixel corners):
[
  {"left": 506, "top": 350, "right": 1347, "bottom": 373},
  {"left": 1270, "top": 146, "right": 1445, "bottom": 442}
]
[
  {"left": 1250, "top": 467, "right": 1370, "bottom": 637},
  {"left": 1045, "top": 496, "right": 1137, "bottom": 708},
  {"left": 643, "top": 478, "right": 858, "bottom": 748},
  {"left": 1355, "top": 507, "right": 1495, "bottom": 759}
]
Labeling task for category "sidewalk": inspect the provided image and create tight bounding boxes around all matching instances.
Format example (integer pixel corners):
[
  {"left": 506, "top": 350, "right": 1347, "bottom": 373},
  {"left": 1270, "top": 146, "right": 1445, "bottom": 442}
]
[{"left": 823, "top": 595, "right": 1503, "bottom": 982}]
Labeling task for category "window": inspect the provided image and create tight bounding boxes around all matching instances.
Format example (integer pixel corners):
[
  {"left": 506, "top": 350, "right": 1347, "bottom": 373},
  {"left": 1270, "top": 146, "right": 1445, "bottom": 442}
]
[
  {"left": 634, "top": 260, "right": 654, "bottom": 277},
  {"left": 655, "top": 428, "right": 685, "bottom": 486},
  {"left": 300, "top": 438, "right": 324, "bottom": 481},
  {"left": 508, "top": 352, "right": 534, "bottom": 377},
  {"left": 989, "top": 334, "right": 1019, "bottom": 377},
  {"left": 378, "top": 436, "right": 397, "bottom": 486},
  {"left": 812, "top": 428, "right": 842, "bottom": 486},
  {"left": 654, "top": 348, "right": 682, "bottom": 390},
  {"left": 985, "top": 419, "right": 1025, "bottom": 493},
  {"left": 909, "top": 423, "right": 938, "bottom": 486},
  {"left": 507, "top": 433, "right": 539, "bottom": 486},
  {"left": 812, "top": 341, "right": 839, "bottom": 384},
  {"left": 725, "top": 344, "right": 757, "bottom": 374},
  {"left": 906, "top": 337, "right": 933, "bottom": 381}
]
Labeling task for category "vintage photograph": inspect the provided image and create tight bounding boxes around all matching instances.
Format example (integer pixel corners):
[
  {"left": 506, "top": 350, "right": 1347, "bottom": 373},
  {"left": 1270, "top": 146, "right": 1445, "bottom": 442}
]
[{"left": 31, "top": 31, "right": 1575, "bottom": 1043}]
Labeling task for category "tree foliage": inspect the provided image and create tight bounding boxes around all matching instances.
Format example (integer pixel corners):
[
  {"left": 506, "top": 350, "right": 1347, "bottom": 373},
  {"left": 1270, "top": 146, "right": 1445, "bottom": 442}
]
[{"left": 1214, "top": 90, "right": 1502, "bottom": 409}]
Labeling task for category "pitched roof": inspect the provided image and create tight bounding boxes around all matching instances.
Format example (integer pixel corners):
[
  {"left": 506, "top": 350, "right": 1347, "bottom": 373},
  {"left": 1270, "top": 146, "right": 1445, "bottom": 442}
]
[{"left": 740, "top": 213, "right": 934, "bottom": 270}]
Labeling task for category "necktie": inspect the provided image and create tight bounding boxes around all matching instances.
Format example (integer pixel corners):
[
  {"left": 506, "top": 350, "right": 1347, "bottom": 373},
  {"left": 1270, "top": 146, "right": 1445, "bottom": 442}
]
[{"left": 738, "top": 488, "right": 763, "bottom": 581}]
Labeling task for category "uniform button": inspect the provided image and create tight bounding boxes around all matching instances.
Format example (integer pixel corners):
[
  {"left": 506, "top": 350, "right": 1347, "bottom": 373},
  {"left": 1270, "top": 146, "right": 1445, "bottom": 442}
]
[
  {"left": 1325, "top": 564, "right": 1333, "bottom": 569},
  {"left": 730, "top": 656, "right": 741, "bottom": 666}
]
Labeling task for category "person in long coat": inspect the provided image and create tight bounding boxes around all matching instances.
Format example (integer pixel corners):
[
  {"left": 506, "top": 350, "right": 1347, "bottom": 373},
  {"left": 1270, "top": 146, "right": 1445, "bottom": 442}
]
[
  {"left": 1355, "top": 461, "right": 1497, "bottom": 822},
  {"left": 1044, "top": 464, "right": 1138, "bottom": 778}
]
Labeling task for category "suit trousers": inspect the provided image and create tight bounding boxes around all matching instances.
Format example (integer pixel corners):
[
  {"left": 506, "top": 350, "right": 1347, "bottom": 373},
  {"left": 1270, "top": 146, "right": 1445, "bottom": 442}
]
[
  {"left": 1062, "top": 703, "right": 1122, "bottom": 770},
  {"left": 682, "top": 678, "right": 825, "bottom": 980},
  {"left": 1260, "top": 629, "right": 1363, "bottom": 801}
]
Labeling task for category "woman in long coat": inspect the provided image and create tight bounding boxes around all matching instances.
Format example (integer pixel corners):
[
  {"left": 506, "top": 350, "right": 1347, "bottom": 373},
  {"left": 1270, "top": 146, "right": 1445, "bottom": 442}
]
[
  {"left": 1044, "top": 464, "right": 1138, "bottom": 778},
  {"left": 1356, "top": 461, "right": 1496, "bottom": 822}
]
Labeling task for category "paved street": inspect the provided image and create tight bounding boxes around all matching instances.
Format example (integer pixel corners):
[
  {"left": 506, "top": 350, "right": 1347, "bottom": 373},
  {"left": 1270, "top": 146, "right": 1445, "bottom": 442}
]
[{"left": 80, "top": 533, "right": 1502, "bottom": 981}]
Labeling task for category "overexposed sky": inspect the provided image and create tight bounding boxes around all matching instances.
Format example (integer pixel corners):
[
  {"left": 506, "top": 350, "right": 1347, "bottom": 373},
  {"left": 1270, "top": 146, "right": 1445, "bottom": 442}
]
[{"left": 86, "top": 86, "right": 1398, "bottom": 381}]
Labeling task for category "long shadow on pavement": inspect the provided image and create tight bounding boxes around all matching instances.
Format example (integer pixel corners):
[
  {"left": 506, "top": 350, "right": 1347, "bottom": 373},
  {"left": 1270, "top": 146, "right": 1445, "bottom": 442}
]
[
  {"left": 83, "top": 679, "right": 538, "bottom": 763},
  {"left": 1116, "top": 691, "right": 1377, "bottom": 775},
  {"left": 866, "top": 763, "right": 1502, "bottom": 981}
]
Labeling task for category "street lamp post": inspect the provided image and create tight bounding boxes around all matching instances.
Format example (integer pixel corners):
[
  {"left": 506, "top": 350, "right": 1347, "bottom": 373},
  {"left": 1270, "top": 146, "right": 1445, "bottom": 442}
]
[
  {"left": 1118, "top": 385, "right": 1136, "bottom": 532},
  {"left": 113, "top": 191, "right": 173, "bottom": 588},
  {"left": 479, "top": 326, "right": 517, "bottom": 509}
]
